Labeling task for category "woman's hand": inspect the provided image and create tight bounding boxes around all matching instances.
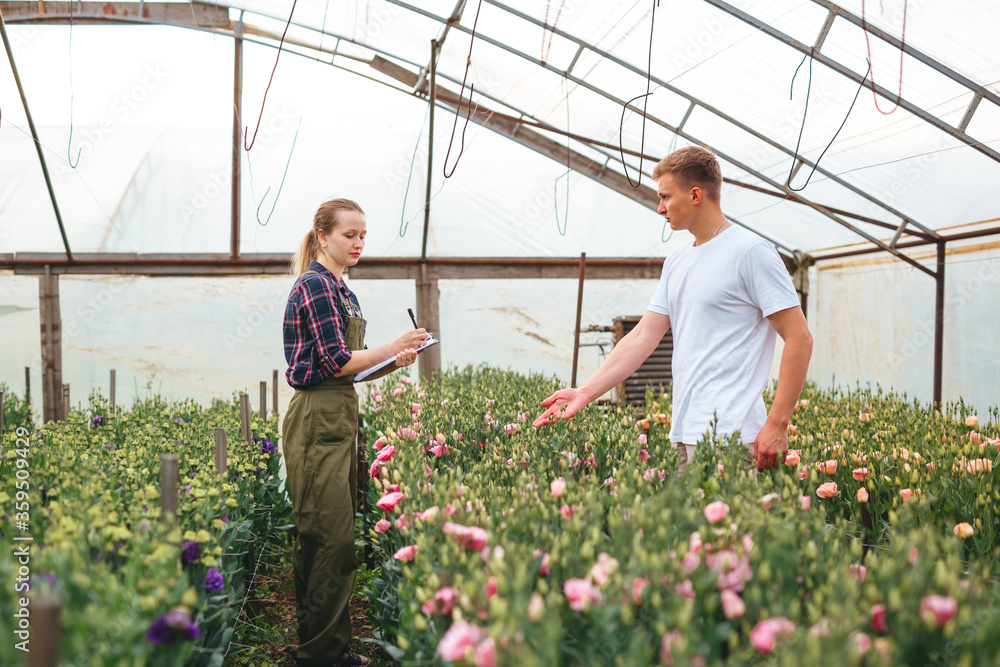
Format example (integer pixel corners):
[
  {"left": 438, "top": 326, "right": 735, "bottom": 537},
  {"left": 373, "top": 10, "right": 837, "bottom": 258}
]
[
  {"left": 395, "top": 328, "right": 427, "bottom": 353},
  {"left": 394, "top": 348, "right": 418, "bottom": 368}
]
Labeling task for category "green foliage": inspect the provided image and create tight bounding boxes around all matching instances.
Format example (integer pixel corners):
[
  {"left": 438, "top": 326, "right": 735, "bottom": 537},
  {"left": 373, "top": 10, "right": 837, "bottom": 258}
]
[{"left": 1, "top": 381, "right": 33, "bottom": 432}]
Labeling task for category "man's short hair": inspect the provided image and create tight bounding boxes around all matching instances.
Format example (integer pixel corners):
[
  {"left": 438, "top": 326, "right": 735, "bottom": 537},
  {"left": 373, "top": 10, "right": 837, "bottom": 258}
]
[{"left": 652, "top": 146, "right": 722, "bottom": 203}]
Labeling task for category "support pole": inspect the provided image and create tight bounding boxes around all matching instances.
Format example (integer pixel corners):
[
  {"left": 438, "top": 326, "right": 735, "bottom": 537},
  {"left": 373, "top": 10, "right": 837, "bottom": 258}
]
[
  {"left": 160, "top": 454, "right": 179, "bottom": 521},
  {"left": 0, "top": 14, "right": 73, "bottom": 259},
  {"left": 1, "top": 391, "right": 4, "bottom": 439},
  {"left": 416, "top": 263, "right": 441, "bottom": 378},
  {"left": 62, "top": 384, "right": 69, "bottom": 421},
  {"left": 27, "top": 596, "right": 61, "bottom": 667},
  {"left": 109, "top": 369, "right": 116, "bottom": 412},
  {"left": 231, "top": 12, "right": 244, "bottom": 260},
  {"left": 933, "top": 241, "right": 946, "bottom": 407},
  {"left": 39, "top": 268, "right": 63, "bottom": 423},
  {"left": 214, "top": 427, "right": 228, "bottom": 475},
  {"left": 272, "top": 369, "right": 278, "bottom": 415},
  {"left": 240, "top": 392, "right": 250, "bottom": 442},
  {"left": 422, "top": 39, "right": 439, "bottom": 261},
  {"left": 25, "top": 366, "right": 30, "bottom": 406},
  {"left": 259, "top": 380, "right": 267, "bottom": 421},
  {"left": 571, "top": 253, "right": 586, "bottom": 388}
]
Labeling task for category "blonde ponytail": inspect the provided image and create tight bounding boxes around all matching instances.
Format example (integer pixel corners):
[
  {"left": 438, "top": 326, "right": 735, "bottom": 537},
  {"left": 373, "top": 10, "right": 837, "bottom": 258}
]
[{"left": 291, "top": 198, "right": 365, "bottom": 275}]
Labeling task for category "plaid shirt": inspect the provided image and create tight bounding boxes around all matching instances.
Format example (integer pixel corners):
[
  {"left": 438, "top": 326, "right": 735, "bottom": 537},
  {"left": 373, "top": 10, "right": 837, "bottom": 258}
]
[{"left": 283, "top": 261, "right": 365, "bottom": 388}]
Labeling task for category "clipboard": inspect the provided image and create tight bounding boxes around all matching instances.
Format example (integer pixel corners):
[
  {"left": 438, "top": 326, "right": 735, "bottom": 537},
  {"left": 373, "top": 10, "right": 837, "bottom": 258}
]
[{"left": 353, "top": 335, "right": 439, "bottom": 382}]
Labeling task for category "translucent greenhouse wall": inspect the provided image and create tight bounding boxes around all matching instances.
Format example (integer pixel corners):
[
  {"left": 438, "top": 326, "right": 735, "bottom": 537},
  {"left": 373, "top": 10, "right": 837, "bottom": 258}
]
[{"left": 808, "top": 240, "right": 1000, "bottom": 415}]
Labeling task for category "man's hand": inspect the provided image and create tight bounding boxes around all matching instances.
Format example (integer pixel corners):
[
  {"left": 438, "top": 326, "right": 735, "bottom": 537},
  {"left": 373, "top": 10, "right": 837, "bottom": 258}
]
[
  {"left": 532, "top": 388, "right": 592, "bottom": 428},
  {"left": 753, "top": 418, "right": 789, "bottom": 470}
]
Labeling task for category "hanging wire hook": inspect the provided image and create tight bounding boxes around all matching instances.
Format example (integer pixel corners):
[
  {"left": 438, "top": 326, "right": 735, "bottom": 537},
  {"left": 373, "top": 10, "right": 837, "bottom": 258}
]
[
  {"left": 66, "top": 4, "right": 81, "bottom": 168},
  {"left": 620, "top": 0, "right": 661, "bottom": 188},
  {"left": 442, "top": 0, "right": 484, "bottom": 179},
  {"left": 244, "top": 0, "right": 297, "bottom": 151},
  {"left": 553, "top": 75, "right": 571, "bottom": 236},
  {"left": 861, "top": 0, "right": 907, "bottom": 115}
]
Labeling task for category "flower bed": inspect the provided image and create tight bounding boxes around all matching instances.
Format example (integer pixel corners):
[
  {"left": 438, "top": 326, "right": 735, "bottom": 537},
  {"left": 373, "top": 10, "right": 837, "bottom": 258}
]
[
  {"left": 361, "top": 367, "right": 1000, "bottom": 666},
  {"left": 0, "top": 391, "right": 291, "bottom": 666}
]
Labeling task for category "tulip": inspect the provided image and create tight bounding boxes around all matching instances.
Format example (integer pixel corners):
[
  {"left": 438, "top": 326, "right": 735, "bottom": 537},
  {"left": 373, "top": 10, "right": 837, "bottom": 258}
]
[
  {"left": 374, "top": 519, "right": 391, "bottom": 534},
  {"left": 550, "top": 477, "right": 567, "bottom": 498},
  {"left": 750, "top": 617, "right": 795, "bottom": 655},
  {"left": 437, "top": 621, "right": 484, "bottom": 661},
  {"left": 376, "top": 491, "right": 405, "bottom": 511},
  {"left": 721, "top": 590, "right": 746, "bottom": 619},
  {"left": 393, "top": 545, "right": 418, "bottom": 562},
  {"left": 564, "top": 578, "right": 602, "bottom": 611},
  {"left": 920, "top": 595, "right": 957, "bottom": 628},
  {"left": 954, "top": 522, "right": 974, "bottom": 539},
  {"left": 852, "top": 467, "right": 869, "bottom": 481},
  {"left": 857, "top": 487, "right": 869, "bottom": 503},
  {"left": 820, "top": 459, "right": 838, "bottom": 475},
  {"left": 816, "top": 482, "right": 839, "bottom": 498},
  {"left": 899, "top": 488, "right": 914, "bottom": 502},
  {"left": 704, "top": 501, "right": 730, "bottom": 524},
  {"left": 871, "top": 604, "right": 887, "bottom": 633}
]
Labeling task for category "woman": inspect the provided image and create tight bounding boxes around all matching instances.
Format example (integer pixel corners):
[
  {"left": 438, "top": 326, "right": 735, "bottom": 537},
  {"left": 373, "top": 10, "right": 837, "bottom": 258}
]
[{"left": 282, "top": 198, "right": 426, "bottom": 666}]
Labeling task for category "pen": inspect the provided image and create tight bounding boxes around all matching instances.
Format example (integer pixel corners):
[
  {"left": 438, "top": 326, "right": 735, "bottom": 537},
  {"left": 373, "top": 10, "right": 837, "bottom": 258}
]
[{"left": 407, "top": 308, "right": 419, "bottom": 329}]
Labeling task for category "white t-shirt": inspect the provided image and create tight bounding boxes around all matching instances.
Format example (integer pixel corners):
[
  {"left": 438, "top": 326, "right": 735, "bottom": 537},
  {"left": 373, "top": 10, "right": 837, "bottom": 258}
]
[{"left": 647, "top": 225, "right": 800, "bottom": 445}]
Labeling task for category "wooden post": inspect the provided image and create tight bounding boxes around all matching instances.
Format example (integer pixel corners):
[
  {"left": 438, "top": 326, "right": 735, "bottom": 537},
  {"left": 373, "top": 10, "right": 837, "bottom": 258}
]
[
  {"left": 214, "top": 427, "right": 227, "bottom": 475},
  {"left": 25, "top": 365, "right": 30, "bottom": 405},
  {"left": 110, "top": 369, "right": 116, "bottom": 413},
  {"left": 259, "top": 381, "right": 267, "bottom": 421},
  {"left": 160, "top": 454, "right": 179, "bottom": 521},
  {"left": 416, "top": 263, "right": 441, "bottom": 379},
  {"left": 571, "top": 252, "right": 586, "bottom": 388},
  {"left": 1, "top": 391, "right": 4, "bottom": 439},
  {"left": 61, "top": 384, "right": 69, "bottom": 422},
  {"left": 39, "top": 268, "right": 63, "bottom": 423},
  {"left": 272, "top": 369, "right": 278, "bottom": 415},
  {"left": 27, "top": 596, "right": 61, "bottom": 667},
  {"left": 239, "top": 392, "right": 250, "bottom": 442}
]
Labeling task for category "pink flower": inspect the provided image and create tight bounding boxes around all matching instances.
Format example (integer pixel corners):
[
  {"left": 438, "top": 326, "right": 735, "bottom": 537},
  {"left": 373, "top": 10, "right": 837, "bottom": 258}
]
[
  {"left": 954, "top": 522, "right": 974, "bottom": 538},
  {"left": 857, "top": 488, "right": 869, "bottom": 503},
  {"left": 759, "top": 493, "right": 779, "bottom": 510},
  {"left": 784, "top": 451, "right": 800, "bottom": 467},
  {"left": 564, "top": 578, "right": 602, "bottom": 611},
  {"left": 642, "top": 468, "right": 665, "bottom": 482},
  {"left": 799, "top": 467, "right": 808, "bottom": 480},
  {"left": 474, "top": 637, "right": 497, "bottom": 667},
  {"left": 429, "top": 444, "right": 444, "bottom": 457},
  {"left": 369, "top": 461, "right": 382, "bottom": 481},
  {"left": 660, "top": 631, "right": 682, "bottom": 666},
  {"left": 589, "top": 553, "right": 619, "bottom": 587},
  {"left": 504, "top": 423, "right": 518, "bottom": 436},
  {"left": 871, "top": 604, "right": 887, "bottom": 633},
  {"left": 560, "top": 505, "right": 582, "bottom": 519},
  {"left": 706, "top": 550, "right": 753, "bottom": 592},
  {"left": 639, "top": 448, "right": 651, "bottom": 462},
  {"left": 443, "top": 522, "right": 488, "bottom": 550},
  {"left": 637, "top": 433, "right": 648, "bottom": 445},
  {"left": 798, "top": 495, "right": 811, "bottom": 509},
  {"left": 816, "top": 482, "right": 839, "bottom": 498},
  {"left": 920, "top": 595, "right": 957, "bottom": 628},
  {"left": 631, "top": 578, "right": 649, "bottom": 605},
  {"left": 422, "top": 587, "right": 460, "bottom": 615},
  {"left": 721, "top": 590, "right": 745, "bottom": 619},
  {"left": 852, "top": 467, "right": 869, "bottom": 481},
  {"left": 750, "top": 617, "right": 795, "bottom": 654},
  {"left": 435, "top": 432, "right": 446, "bottom": 445},
  {"left": 674, "top": 579, "right": 695, "bottom": 600},
  {"left": 373, "top": 436, "right": 387, "bottom": 450},
  {"left": 374, "top": 519, "right": 391, "bottom": 534},
  {"left": 393, "top": 545, "right": 418, "bottom": 562},
  {"left": 848, "top": 563, "right": 866, "bottom": 583},
  {"left": 485, "top": 576, "right": 498, "bottom": 599},
  {"left": 437, "top": 621, "right": 484, "bottom": 661},
  {"left": 480, "top": 545, "right": 505, "bottom": 563},
  {"left": 899, "top": 488, "right": 914, "bottom": 502},
  {"left": 681, "top": 551, "right": 700, "bottom": 574},
  {"left": 418, "top": 506, "right": 440, "bottom": 523},
  {"left": 689, "top": 531, "right": 702, "bottom": 554},
  {"left": 819, "top": 459, "right": 838, "bottom": 475},
  {"left": 965, "top": 415, "right": 979, "bottom": 428},
  {"left": 395, "top": 514, "right": 411, "bottom": 530},
  {"left": 550, "top": 477, "right": 567, "bottom": 498},
  {"left": 398, "top": 427, "right": 419, "bottom": 440},
  {"left": 375, "top": 445, "right": 396, "bottom": 463},
  {"left": 376, "top": 491, "right": 405, "bottom": 511},
  {"left": 908, "top": 547, "right": 919, "bottom": 566},
  {"left": 704, "top": 501, "right": 730, "bottom": 524},
  {"left": 533, "top": 550, "right": 551, "bottom": 576},
  {"left": 391, "top": 387, "right": 404, "bottom": 397},
  {"left": 851, "top": 631, "right": 871, "bottom": 655}
]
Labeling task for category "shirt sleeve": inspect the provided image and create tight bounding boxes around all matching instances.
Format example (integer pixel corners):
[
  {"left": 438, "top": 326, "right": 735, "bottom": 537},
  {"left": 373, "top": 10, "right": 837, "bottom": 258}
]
[
  {"left": 301, "top": 276, "right": 353, "bottom": 375},
  {"left": 738, "top": 242, "right": 801, "bottom": 317},
  {"left": 646, "top": 257, "right": 671, "bottom": 316}
]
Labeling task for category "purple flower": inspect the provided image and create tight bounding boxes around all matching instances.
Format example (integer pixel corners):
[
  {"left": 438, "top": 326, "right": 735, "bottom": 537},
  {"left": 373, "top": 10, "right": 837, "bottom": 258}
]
[
  {"left": 147, "top": 609, "right": 201, "bottom": 644},
  {"left": 92, "top": 415, "right": 106, "bottom": 427},
  {"left": 204, "top": 568, "right": 225, "bottom": 593},
  {"left": 221, "top": 514, "right": 230, "bottom": 524},
  {"left": 28, "top": 573, "right": 59, "bottom": 590},
  {"left": 180, "top": 541, "right": 201, "bottom": 566},
  {"left": 261, "top": 438, "right": 276, "bottom": 454}
]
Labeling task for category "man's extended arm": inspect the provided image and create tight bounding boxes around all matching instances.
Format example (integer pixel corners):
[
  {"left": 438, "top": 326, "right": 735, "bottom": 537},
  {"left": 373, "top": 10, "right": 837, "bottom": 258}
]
[
  {"left": 754, "top": 305, "right": 813, "bottom": 468},
  {"left": 533, "top": 311, "right": 671, "bottom": 427}
]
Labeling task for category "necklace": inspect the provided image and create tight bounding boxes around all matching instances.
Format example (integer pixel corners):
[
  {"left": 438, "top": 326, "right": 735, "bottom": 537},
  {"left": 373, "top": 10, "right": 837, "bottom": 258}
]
[{"left": 711, "top": 219, "right": 728, "bottom": 238}]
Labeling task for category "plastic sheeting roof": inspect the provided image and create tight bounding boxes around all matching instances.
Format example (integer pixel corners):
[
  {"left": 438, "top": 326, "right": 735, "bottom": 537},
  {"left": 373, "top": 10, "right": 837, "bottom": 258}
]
[{"left": 2, "top": 0, "right": 999, "bottom": 259}]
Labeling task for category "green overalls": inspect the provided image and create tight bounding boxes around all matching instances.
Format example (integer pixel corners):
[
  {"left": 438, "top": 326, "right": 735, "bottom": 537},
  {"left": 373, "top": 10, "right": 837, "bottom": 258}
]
[{"left": 282, "top": 273, "right": 366, "bottom": 666}]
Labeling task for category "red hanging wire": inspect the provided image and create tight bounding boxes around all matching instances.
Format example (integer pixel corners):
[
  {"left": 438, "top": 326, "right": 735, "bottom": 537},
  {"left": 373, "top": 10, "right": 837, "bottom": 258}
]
[
  {"left": 861, "top": 0, "right": 907, "bottom": 115},
  {"left": 244, "top": 0, "right": 297, "bottom": 151},
  {"left": 541, "top": 0, "right": 568, "bottom": 66}
]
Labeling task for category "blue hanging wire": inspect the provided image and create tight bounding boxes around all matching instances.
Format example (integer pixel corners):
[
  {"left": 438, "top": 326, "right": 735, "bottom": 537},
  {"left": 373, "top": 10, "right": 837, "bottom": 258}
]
[
  {"left": 66, "top": 4, "right": 81, "bottom": 168},
  {"left": 244, "top": 0, "right": 296, "bottom": 151},
  {"left": 248, "top": 114, "right": 304, "bottom": 226},
  {"left": 553, "top": 75, "right": 571, "bottom": 236},
  {"left": 400, "top": 103, "right": 431, "bottom": 238},
  {"left": 620, "top": 0, "right": 660, "bottom": 188},
  {"left": 786, "top": 50, "right": 872, "bottom": 192},
  {"left": 442, "top": 0, "right": 484, "bottom": 179}
]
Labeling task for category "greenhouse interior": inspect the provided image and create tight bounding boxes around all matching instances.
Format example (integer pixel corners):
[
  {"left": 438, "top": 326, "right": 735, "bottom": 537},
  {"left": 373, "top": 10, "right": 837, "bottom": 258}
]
[{"left": 1, "top": 1, "right": 999, "bottom": 665}]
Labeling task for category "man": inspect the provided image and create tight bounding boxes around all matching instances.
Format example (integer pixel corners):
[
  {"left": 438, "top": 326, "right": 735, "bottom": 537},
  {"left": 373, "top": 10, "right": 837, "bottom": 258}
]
[{"left": 533, "top": 146, "right": 813, "bottom": 470}]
